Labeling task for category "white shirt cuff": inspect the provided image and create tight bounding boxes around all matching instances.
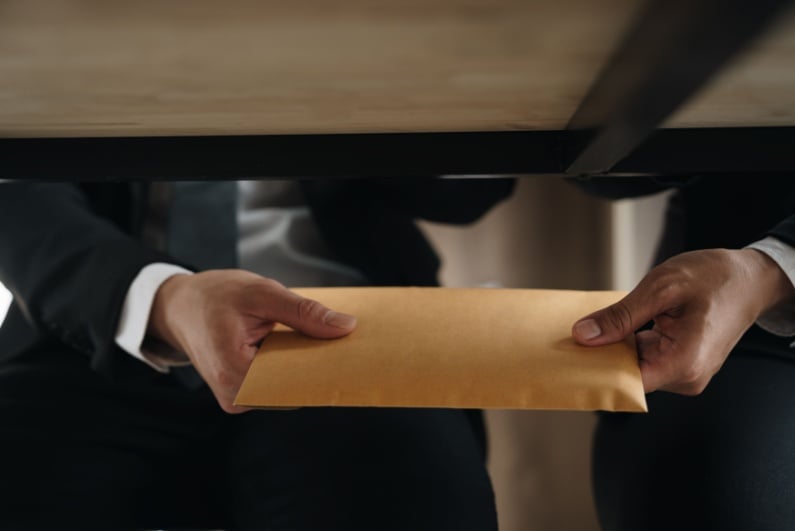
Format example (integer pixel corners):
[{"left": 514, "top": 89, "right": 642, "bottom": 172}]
[
  {"left": 746, "top": 237, "right": 795, "bottom": 338},
  {"left": 114, "top": 263, "right": 193, "bottom": 372}
]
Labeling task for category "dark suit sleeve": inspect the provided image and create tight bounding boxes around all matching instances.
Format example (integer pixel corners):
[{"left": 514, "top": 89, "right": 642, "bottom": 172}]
[
  {"left": 768, "top": 216, "right": 795, "bottom": 247},
  {"left": 0, "top": 182, "right": 174, "bottom": 376}
]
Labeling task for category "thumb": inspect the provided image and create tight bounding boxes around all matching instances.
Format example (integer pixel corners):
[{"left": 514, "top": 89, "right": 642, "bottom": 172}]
[
  {"left": 264, "top": 288, "right": 357, "bottom": 339},
  {"left": 572, "top": 287, "right": 661, "bottom": 346}
]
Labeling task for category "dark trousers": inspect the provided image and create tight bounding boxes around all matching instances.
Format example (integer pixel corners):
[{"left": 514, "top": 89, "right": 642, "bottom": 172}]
[
  {"left": 0, "top": 349, "right": 496, "bottom": 530},
  {"left": 593, "top": 346, "right": 795, "bottom": 531}
]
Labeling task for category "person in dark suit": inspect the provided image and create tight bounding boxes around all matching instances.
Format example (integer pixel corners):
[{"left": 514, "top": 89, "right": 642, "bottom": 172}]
[
  {"left": 571, "top": 176, "right": 795, "bottom": 531},
  {"left": 0, "top": 178, "right": 514, "bottom": 530}
]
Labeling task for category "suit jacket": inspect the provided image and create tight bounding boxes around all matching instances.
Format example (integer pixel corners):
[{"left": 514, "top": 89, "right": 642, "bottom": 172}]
[
  {"left": 0, "top": 178, "right": 515, "bottom": 382},
  {"left": 574, "top": 175, "right": 795, "bottom": 359},
  {"left": 573, "top": 175, "right": 795, "bottom": 257}
]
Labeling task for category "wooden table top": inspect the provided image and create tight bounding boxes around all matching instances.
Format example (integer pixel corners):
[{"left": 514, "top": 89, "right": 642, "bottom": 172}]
[{"left": 1, "top": 0, "right": 793, "bottom": 138}]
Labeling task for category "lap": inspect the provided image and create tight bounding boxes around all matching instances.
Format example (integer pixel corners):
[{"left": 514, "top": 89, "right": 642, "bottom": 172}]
[
  {"left": 223, "top": 407, "right": 495, "bottom": 531},
  {"left": 0, "top": 348, "right": 226, "bottom": 529},
  {"left": 0, "top": 349, "right": 494, "bottom": 530},
  {"left": 593, "top": 349, "right": 795, "bottom": 531}
]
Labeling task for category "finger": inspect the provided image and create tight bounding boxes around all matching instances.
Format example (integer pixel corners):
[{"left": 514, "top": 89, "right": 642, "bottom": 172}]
[
  {"left": 572, "top": 281, "right": 675, "bottom": 347},
  {"left": 215, "top": 393, "right": 253, "bottom": 415},
  {"left": 635, "top": 329, "right": 712, "bottom": 395},
  {"left": 217, "top": 393, "right": 252, "bottom": 415},
  {"left": 641, "top": 355, "right": 709, "bottom": 396},
  {"left": 634, "top": 329, "right": 670, "bottom": 393},
  {"left": 209, "top": 374, "right": 254, "bottom": 415},
  {"left": 260, "top": 286, "right": 357, "bottom": 339},
  {"left": 194, "top": 343, "right": 256, "bottom": 414}
]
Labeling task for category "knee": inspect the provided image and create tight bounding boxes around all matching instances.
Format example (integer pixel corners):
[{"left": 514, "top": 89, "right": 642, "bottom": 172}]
[
  {"left": 227, "top": 408, "right": 497, "bottom": 531},
  {"left": 592, "top": 408, "right": 795, "bottom": 531}
]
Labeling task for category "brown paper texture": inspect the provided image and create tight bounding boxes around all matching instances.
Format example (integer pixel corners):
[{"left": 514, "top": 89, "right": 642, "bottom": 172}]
[{"left": 235, "top": 287, "right": 647, "bottom": 412}]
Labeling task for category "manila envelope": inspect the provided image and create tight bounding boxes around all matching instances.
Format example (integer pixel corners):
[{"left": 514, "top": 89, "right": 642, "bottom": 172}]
[{"left": 235, "top": 287, "right": 647, "bottom": 412}]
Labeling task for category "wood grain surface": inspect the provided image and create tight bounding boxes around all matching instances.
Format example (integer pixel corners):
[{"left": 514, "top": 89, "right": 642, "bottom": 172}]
[
  {"left": 668, "top": 6, "right": 795, "bottom": 128},
  {"left": 0, "top": 0, "right": 792, "bottom": 138}
]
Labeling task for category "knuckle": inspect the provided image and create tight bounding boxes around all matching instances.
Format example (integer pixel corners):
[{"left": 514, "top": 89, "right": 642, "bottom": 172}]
[
  {"left": 680, "top": 365, "right": 701, "bottom": 384},
  {"left": 296, "top": 297, "right": 324, "bottom": 321},
  {"left": 647, "top": 274, "right": 683, "bottom": 306},
  {"left": 258, "top": 277, "right": 283, "bottom": 292},
  {"left": 677, "top": 364, "right": 708, "bottom": 395},
  {"left": 604, "top": 302, "right": 634, "bottom": 335},
  {"left": 679, "top": 379, "right": 708, "bottom": 396},
  {"left": 654, "top": 281, "right": 678, "bottom": 305},
  {"left": 219, "top": 401, "right": 240, "bottom": 414}
]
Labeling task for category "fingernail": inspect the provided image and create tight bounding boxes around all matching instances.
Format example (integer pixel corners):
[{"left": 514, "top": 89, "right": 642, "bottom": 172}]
[
  {"left": 574, "top": 319, "right": 601, "bottom": 340},
  {"left": 324, "top": 311, "right": 357, "bottom": 329}
]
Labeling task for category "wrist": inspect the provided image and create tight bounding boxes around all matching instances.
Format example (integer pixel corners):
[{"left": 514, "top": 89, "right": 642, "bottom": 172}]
[
  {"left": 741, "top": 248, "right": 795, "bottom": 315},
  {"left": 147, "top": 273, "right": 192, "bottom": 352}
]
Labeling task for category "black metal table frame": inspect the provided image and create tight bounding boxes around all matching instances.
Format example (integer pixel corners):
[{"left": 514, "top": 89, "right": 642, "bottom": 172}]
[{"left": 2, "top": 0, "right": 793, "bottom": 181}]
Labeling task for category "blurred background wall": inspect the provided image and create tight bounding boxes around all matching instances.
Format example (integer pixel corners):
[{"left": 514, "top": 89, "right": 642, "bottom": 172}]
[{"left": 421, "top": 176, "right": 669, "bottom": 531}]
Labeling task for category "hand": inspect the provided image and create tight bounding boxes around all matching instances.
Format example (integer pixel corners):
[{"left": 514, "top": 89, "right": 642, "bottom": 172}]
[
  {"left": 147, "top": 270, "right": 357, "bottom": 413},
  {"left": 572, "top": 249, "right": 795, "bottom": 395}
]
